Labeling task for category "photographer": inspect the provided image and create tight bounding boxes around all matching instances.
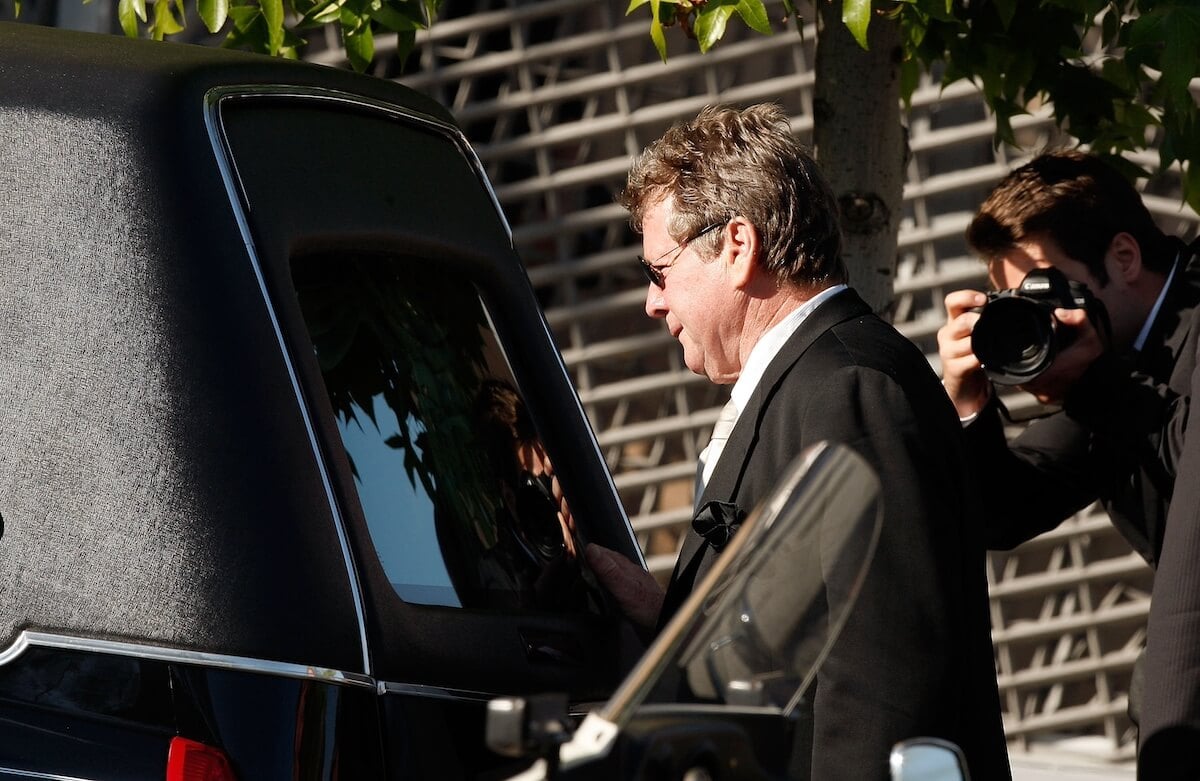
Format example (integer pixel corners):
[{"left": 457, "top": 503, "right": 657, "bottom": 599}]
[
  {"left": 937, "top": 150, "right": 1200, "bottom": 743},
  {"left": 939, "top": 151, "right": 1198, "bottom": 564}
]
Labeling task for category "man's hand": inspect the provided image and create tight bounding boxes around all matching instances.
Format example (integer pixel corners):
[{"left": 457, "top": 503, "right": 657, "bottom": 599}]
[
  {"left": 585, "top": 543, "right": 664, "bottom": 633},
  {"left": 937, "top": 290, "right": 992, "bottom": 419},
  {"left": 1018, "top": 307, "right": 1105, "bottom": 404}
]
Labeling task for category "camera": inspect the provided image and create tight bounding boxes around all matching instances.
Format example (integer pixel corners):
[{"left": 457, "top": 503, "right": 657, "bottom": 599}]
[
  {"left": 971, "top": 267, "right": 1104, "bottom": 385},
  {"left": 514, "top": 471, "right": 566, "bottom": 562}
]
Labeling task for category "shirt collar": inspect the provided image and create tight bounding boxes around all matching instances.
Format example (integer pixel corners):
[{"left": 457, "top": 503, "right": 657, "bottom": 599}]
[
  {"left": 1134, "top": 252, "right": 1180, "bottom": 351},
  {"left": 728, "top": 284, "right": 847, "bottom": 414}
]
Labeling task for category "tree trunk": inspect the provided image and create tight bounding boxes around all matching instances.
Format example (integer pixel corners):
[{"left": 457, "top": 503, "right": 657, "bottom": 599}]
[{"left": 813, "top": 1, "right": 905, "bottom": 318}]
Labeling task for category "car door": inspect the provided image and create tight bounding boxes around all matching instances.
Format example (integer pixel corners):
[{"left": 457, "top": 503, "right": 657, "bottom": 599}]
[{"left": 210, "top": 86, "right": 644, "bottom": 778}]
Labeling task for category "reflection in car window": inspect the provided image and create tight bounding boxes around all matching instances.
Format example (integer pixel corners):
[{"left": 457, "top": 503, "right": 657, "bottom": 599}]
[{"left": 291, "top": 253, "right": 603, "bottom": 614}]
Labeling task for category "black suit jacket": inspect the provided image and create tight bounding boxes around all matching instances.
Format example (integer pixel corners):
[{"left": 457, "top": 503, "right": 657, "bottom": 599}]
[
  {"left": 965, "top": 242, "right": 1200, "bottom": 567},
  {"left": 1137, "top": 243, "right": 1200, "bottom": 772},
  {"left": 662, "top": 289, "right": 1010, "bottom": 781},
  {"left": 1140, "top": 336, "right": 1200, "bottom": 773}
]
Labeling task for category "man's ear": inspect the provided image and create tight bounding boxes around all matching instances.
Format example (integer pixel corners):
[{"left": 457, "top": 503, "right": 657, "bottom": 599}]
[
  {"left": 725, "top": 216, "right": 760, "bottom": 289},
  {"left": 1106, "top": 232, "right": 1143, "bottom": 284}
]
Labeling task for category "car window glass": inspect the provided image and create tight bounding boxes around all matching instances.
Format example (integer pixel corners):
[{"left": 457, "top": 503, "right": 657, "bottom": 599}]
[{"left": 291, "top": 251, "right": 603, "bottom": 615}]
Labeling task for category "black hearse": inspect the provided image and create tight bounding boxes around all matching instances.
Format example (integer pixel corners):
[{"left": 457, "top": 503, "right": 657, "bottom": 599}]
[
  {"left": 0, "top": 21, "right": 645, "bottom": 779},
  {"left": 0, "top": 22, "right": 971, "bottom": 781}
]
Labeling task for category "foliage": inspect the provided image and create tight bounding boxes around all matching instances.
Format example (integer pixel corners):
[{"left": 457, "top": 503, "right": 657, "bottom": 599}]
[
  {"left": 629, "top": 0, "right": 1200, "bottom": 213},
  {"left": 625, "top": 0, "right": 776, "bottom": 56},
  {"left": 105, "top": 0, "right": 439, "bottom": 71}
]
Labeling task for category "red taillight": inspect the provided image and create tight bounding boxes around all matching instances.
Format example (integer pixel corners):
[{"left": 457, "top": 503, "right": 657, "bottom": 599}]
[{"left": 166, "top": 736, "right": 238, "bottom": 781}]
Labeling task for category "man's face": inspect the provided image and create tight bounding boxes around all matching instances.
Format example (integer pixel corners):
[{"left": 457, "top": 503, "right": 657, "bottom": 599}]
[
  {"left": 987, "top": 233, "right": 1149, "bottom": 353},
  {"left": 640, "top": 198, "right": 741, "bottom": 384},
  {"left": 986, "top": 236, "right": 1103, "bottom": 293}
]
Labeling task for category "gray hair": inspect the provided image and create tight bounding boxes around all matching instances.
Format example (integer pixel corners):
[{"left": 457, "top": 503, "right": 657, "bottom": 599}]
[{"left": 618, "top": 103, "right": 846, "bottom": 287}]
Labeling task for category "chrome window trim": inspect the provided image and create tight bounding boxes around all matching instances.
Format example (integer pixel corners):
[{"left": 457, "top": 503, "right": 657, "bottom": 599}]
[
  {"left": 379, "top": 681, "right": 501, "bottom": 702},
  {"left": 0, "top": 631, "right": 586, "bottom": 707},
  {"left": 378, "top": 682, "right": 597, "bottom": 715},
  {"left": 0, "top": 767, "right": 93, "bottom": 780},
  {"left": 0, "top": 630, "right": 376, "bottom": 689}
]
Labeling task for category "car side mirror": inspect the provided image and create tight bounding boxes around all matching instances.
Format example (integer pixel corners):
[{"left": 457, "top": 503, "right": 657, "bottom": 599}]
[{"left": 889, "top": 738, "right": 970, "bottom": 781}]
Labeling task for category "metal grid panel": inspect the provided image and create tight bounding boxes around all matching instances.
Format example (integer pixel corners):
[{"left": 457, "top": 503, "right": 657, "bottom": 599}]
[{"left": 306, "top": 1, "right": 1199, "bottom": 762}]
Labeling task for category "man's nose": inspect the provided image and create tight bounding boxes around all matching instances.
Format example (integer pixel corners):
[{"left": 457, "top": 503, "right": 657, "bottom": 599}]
[{"left": 645, "top": 284, "right": 667, "bottom": 318}]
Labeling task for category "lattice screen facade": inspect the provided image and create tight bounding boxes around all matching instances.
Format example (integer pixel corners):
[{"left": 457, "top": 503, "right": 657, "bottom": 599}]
[{"left": 307, "top": 1, "right": 1199, "bottom": 763}]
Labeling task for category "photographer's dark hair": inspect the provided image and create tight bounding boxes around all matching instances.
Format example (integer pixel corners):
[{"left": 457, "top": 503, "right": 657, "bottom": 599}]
[
  {"left": 475, "top": 378, "right": 537, "bottom": 486},
  {"left": 967, "top": 151, "right": 1173, "bottom": 284}
]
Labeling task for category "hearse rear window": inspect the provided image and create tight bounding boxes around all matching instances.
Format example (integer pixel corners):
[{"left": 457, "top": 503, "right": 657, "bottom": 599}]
[{"left": 291, "top": 252, "right": 603, "bottom": 615}]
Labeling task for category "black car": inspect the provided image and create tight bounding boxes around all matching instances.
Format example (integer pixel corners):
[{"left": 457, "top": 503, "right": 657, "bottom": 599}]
[{"left": 0, "top": 21, "right": 645, "bottom": 779}]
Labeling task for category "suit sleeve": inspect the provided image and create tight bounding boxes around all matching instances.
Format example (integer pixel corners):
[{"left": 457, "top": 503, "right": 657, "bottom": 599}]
[
  {"left": 966, "top": 348, "right": 1187, "bottom": 559},
  {"left": 963, "top": 400, "right": 1098, "bottom": 550}
]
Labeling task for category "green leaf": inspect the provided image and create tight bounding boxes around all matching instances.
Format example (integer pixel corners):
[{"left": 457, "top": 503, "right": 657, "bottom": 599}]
[
  {"left": 118, "top": 0, "right": 140, "bottom": 36},
  {"left": 370, "top": 0, "right": 427, "bottom": 31},
  {"left": 843, "top": 0, "right": 871, "bottom": 50},
  {"left": 1159, "top": 5, "right": 1200, "bottom": 116},
  {"left": 227, "top": 4, "right": 260, "bottom": 29},
  {"left": 151, "top": 0, "right": 185, "bottom": 38},
  {"left": 261, "top": 0, "right": 285, "bottom": 53},
  {"left": 650, "top": 17, "right": 667, "bottom": 62},
  {"left": 297, "top": 0, "right": 345, "bottom": 27},
  {"left": 899, "top": 55, "right": 920, "bottom": 108},
  {"left": 343, "top": 16, "right": 375, "bottom": 72},
  {"left": 626, "top": 0, "right": 650, "bottom": 13},
  {"left": 132, "top": 0, "right": 147, "bottom": 22},
  {"left": 735, "top": 0, "right": 772, "bottom": 35},
  {"left": 695, "top": 3, "right": 736, "bottom": 52},
  {"left": 394, "top": 28, "right": 418, "bottom": 70},
  {"left": 992, "top": 0, "right": 1017, "bottom": 29},
  {"left": 198, "top": 0, "right": 228, "bottom": 33},
  {"left": 422, "top": 0, "right": 439, "bottom": 25}
]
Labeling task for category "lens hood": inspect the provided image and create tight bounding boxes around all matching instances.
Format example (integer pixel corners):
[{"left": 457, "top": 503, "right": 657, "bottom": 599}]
[{"left": 971, "top": 295, "right": 1057, "bottom": 385}]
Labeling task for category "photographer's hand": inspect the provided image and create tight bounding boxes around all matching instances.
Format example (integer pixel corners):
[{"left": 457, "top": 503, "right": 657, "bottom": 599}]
[
  {"left": 1019, "top": 308, "right": 1105, "bottom": 404},
  {"left": 938, "top": 290, "right": 992, "bottom": 418}
]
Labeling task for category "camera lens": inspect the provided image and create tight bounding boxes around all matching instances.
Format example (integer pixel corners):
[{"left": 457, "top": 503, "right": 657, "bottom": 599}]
[
  {"left": 516, "top": 472, "right": 565, "bottom": 560},
  {"left": 971, "top": 297, "right": 1056, "bottom": 384}
]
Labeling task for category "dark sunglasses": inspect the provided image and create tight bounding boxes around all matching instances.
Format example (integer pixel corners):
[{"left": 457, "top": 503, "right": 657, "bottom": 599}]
[{"left": 637, "top": 221, "right": 725, "bottom": 287}]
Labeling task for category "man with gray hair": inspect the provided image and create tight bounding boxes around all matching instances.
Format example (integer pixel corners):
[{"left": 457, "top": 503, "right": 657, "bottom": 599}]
[{"left": 587, "top": 103, "right": 1010, "bottom": 780}]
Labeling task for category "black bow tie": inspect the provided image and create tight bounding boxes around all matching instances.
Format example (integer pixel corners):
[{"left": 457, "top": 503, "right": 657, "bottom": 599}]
[{"left": 692, "top": 500, "right": 746, "bottom": 552}]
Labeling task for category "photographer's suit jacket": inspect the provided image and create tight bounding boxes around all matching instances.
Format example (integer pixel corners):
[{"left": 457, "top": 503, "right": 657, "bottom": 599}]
[
  {"left": 967, "top": 242, "right": 1200, "bottom": 567},
  {"left": 661, "top": 288, "right": 1010, "bottom": 781},
  {"left": 962, "top": 241, "right": 1200, "bottom": 750}
]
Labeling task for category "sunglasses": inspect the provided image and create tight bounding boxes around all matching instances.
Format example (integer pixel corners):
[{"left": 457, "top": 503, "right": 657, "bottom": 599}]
[{"left": 637, "top": 222, "right": 725, "bottom": 287}]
